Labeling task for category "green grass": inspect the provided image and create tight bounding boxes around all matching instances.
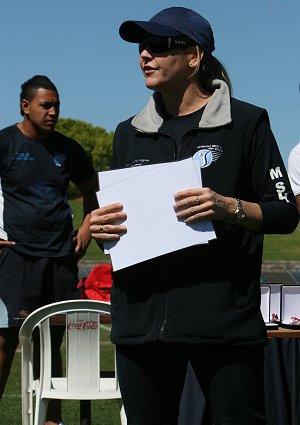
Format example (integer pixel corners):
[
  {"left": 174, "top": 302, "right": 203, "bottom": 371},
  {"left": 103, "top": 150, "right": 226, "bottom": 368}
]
[
  {"left": 0, "top": 325, "right": 122, "bottom": 424},
  {"left": 263, "top": 224, "right": 300, "bottom": 261}
]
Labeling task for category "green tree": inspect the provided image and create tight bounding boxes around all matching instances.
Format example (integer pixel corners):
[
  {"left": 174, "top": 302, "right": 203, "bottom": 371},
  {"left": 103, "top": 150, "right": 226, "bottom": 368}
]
[
  {"left": 55, "top": 118, "right": 114, "bottom": 198},
  {"left": 56, "top": 118, "right": 113, "bottom": 171}
]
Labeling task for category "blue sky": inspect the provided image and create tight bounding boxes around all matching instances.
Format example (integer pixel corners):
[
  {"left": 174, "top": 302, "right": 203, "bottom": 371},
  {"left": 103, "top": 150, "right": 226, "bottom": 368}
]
[{"left": 0, "top": 0, "right": 299, "bottom": 165}]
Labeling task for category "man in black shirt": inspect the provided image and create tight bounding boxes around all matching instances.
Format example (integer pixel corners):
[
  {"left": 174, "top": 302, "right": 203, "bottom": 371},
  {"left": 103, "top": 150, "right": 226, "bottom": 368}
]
[{"left": 0, "top": 75, "right": 98, "bottom": 424}]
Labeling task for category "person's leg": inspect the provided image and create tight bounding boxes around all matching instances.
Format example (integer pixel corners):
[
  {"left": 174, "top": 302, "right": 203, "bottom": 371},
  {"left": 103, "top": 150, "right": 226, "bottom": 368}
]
[
  {"left": 0, "top": 248, "right": 26, "bottom": 400},
  {"left": 0, "top": 249, "right": 77, "bottom": 423},
  {"left": 42, "top": 256, "right": 78, "bottom": 425},
  {"left": 33, "top": 325, "right": 65, "bottom": 425},
  {"left": 116, "top": 343, "right": 188, "bottom": 425},
  {"left": 0, "top": 328, "right": 19, "bottom": 399},
  {"left": 46, "top": 326, "right": 65, "bottom": 425},
  {"left": 190, "top": 345, "right": 267, "bottom": 425}
]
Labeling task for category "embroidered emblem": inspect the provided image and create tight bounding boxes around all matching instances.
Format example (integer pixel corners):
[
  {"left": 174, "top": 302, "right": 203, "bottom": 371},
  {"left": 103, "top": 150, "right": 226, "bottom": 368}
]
[
  {"left": 12, "top": 152, "right": 34, "bottom": 161},
  {"left": 53, "top": 154, "right": 66, "bottom": 167},
  {"left": 126, "top": 159, "right": 150, "bottom": 167},
  {"left": 193, "top": 146, "right": 223, "bottom": 168}
]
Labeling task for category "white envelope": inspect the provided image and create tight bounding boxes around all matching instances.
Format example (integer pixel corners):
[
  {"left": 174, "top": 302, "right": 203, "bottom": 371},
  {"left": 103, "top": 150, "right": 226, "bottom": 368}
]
[{"left": 97, "top": 158, "right": 216, "bottom": 271}]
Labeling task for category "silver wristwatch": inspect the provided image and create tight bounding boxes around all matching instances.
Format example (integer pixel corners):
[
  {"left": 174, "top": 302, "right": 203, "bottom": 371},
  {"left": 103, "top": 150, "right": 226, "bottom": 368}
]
[{"left": 233, "top": 198, "right": 246, "bottom": 223}]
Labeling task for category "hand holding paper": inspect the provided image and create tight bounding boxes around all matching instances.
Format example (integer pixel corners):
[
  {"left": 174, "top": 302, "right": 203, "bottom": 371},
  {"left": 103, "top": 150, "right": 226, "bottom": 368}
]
[
  {"left": 96, "top": 158, "right": 216, "bottom": 271},
  {"left": 90, "top": 203, "right": 127, "bottom": 241}
]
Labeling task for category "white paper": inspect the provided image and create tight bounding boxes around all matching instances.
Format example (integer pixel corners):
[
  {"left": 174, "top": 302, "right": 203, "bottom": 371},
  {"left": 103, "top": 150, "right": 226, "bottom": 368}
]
[{"left": 97, "top": 158, "right": 216, "bottom": 270}]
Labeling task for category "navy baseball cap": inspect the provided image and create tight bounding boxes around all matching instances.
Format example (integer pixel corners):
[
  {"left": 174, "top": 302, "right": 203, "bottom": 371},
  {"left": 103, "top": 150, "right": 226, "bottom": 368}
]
[{"left": 119, "top": 7, "right": 215, "bottom": 54}]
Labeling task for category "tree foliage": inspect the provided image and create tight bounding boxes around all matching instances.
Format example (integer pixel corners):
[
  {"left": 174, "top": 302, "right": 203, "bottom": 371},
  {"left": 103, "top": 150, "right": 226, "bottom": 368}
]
[
  {"left": 56, "top": 118, "right": 113, "bottom": 172},
  {"left": 55, "top": 118, "right": 114, "bottom": 198}
]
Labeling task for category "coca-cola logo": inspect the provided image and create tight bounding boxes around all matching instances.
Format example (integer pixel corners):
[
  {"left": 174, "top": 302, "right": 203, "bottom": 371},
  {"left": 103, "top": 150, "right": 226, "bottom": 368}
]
[{"left": 67, "top": 320, "right": 98, "bottom": 331}]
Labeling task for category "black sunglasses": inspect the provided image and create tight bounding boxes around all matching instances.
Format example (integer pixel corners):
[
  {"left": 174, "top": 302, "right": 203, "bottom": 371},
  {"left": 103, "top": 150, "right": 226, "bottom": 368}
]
[{"left": 139, "top": 36, "right": 196, "bottom": 54}]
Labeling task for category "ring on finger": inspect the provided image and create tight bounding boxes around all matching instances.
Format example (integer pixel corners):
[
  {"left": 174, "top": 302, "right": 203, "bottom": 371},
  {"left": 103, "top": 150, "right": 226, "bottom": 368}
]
[
  {"left": 195, "top": 196, "right": 200, "bottom": 205},
  {"left": 99, "top": 224, "right": 104, "bottom": 233}
]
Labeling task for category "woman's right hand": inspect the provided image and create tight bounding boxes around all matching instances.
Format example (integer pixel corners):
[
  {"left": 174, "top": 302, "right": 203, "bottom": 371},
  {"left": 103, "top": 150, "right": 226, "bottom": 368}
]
[{"left": 90, "top": 203, "right": 127, "bottom": 241}]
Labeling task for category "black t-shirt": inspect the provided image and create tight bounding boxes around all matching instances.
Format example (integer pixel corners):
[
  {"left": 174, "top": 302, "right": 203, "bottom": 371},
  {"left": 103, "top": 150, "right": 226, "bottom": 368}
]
[
  {"left": 159, "top": 107, "right": 205, "bottom": 148},
  {"left": 0, "top": 124, "right": 95, "bottom": 257}
]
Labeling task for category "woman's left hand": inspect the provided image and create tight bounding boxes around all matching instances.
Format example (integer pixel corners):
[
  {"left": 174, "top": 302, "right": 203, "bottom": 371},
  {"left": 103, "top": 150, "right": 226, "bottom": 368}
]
[{"left": 174, "top": 187, "right": 235, "bottom": 223}]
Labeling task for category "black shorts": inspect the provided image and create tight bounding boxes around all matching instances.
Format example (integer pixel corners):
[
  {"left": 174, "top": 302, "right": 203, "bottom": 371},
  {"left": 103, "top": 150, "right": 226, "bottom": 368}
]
[{"left": 0, "top": 247, "right": 79, "bottom": 328}]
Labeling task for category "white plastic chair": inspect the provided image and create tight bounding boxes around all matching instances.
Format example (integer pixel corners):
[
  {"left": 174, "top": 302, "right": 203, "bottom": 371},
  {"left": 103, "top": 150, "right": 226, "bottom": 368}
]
[{"left": 19, "top": 299, "right": 126, "bottom": 425}]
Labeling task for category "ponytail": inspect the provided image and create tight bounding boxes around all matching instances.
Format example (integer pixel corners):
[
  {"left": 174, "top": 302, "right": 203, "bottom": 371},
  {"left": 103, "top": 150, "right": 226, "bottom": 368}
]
[{"left": 198, "top": 55, "right": 232, "bottom": 95}]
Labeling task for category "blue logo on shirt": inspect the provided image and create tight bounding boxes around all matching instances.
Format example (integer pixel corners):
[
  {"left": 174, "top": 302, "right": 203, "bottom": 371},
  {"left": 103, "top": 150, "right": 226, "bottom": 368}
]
[
  {"left": 193, "top": 146, "right": 223, "bottom": 168},
  {"left": 12, "top": 152, "right": 34, "bottom": 161},
  {"left": 53, "top": 154, "right": 66, "bottom": 167}
]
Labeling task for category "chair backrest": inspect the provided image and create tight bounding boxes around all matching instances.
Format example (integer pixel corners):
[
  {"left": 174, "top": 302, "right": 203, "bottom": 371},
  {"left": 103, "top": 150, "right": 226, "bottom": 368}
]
[{"left": 19, "top": 300, "right": 115, "bottom": 397}]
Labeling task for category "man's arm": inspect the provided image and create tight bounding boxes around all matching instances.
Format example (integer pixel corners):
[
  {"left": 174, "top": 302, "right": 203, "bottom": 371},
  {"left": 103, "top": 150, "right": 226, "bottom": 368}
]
[
  {"left": 73, "top": 173, "right": 99, "bottom": 260},
  {"left": 295, "top": 195, "right": 300, "bottom": 214}
]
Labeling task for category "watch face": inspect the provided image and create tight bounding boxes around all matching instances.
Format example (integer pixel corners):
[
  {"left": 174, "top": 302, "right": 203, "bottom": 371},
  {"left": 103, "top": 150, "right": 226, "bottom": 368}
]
[{"left": 238, "top": 209, "right": 246, "bottom": 219}]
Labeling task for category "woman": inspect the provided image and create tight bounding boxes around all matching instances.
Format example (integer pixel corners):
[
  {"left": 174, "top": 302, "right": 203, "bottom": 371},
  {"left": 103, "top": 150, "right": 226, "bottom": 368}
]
[{"left": 90, "top": 7, "right": 299, "bottom": 425}]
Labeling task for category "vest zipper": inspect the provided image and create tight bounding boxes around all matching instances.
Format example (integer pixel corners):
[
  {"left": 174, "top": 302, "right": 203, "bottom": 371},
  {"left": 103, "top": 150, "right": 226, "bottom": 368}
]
[
  {"left": 159, "top": 318, "right": 166, "bottom": 340},
  {"left": 158, "top": 281, "right": 169, "bottom": 340}
]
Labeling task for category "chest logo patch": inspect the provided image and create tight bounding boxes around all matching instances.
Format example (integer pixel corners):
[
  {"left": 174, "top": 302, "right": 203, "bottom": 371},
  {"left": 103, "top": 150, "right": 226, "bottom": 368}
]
[
  {"left": 12, "top": 152, "right": 34, "bottom": 161},
  {"left": 53, "top": 154, "right": 66, "bottom": 167},
  {"left": 193, "top": 145, "right": 223, "bottom": 168}
]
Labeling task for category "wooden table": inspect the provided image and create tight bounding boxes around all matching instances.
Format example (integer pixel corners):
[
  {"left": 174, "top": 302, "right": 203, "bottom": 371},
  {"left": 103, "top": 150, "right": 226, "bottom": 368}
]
[{"left": 267, "top": 326, "right": 300, "bottom": 338}]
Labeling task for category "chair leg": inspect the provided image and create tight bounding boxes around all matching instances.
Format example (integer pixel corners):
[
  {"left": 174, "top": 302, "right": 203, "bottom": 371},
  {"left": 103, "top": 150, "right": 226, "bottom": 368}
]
[
  {"left": 34, "top": 397, "right": 48, "bottom": 425},
  {"left": 120, "top": 404, "right": 127, "bottom": 425},
  {"left": 22, "top": 386, "right": 33, "bottom": 425}
]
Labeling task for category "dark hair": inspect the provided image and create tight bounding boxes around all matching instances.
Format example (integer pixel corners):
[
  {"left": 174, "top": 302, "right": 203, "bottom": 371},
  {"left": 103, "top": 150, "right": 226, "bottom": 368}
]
[
  {"left": 19, "top": 75, "right": 58, "bottom": 116},
  {"left": 198, "top": 54, "right": 232, "bottom": 95}
]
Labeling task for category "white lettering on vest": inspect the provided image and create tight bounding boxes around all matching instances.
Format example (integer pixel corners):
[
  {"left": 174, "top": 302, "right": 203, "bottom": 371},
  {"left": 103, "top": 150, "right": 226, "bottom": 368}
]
[
  {"left": 269, "top": 167, "right": 283, "bottom": 180},
  {"left": 275, "top": 182, "right": 289, "bottom": 202}
]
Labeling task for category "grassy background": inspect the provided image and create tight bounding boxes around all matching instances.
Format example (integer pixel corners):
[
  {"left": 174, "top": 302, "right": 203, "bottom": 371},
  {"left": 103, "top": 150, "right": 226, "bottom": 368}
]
[
  {"left": 70, "top": 198, "right": 300, "bottom": 263},
  {"left": 263, "top": 227, "right": 300, "bottom": 261}
]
